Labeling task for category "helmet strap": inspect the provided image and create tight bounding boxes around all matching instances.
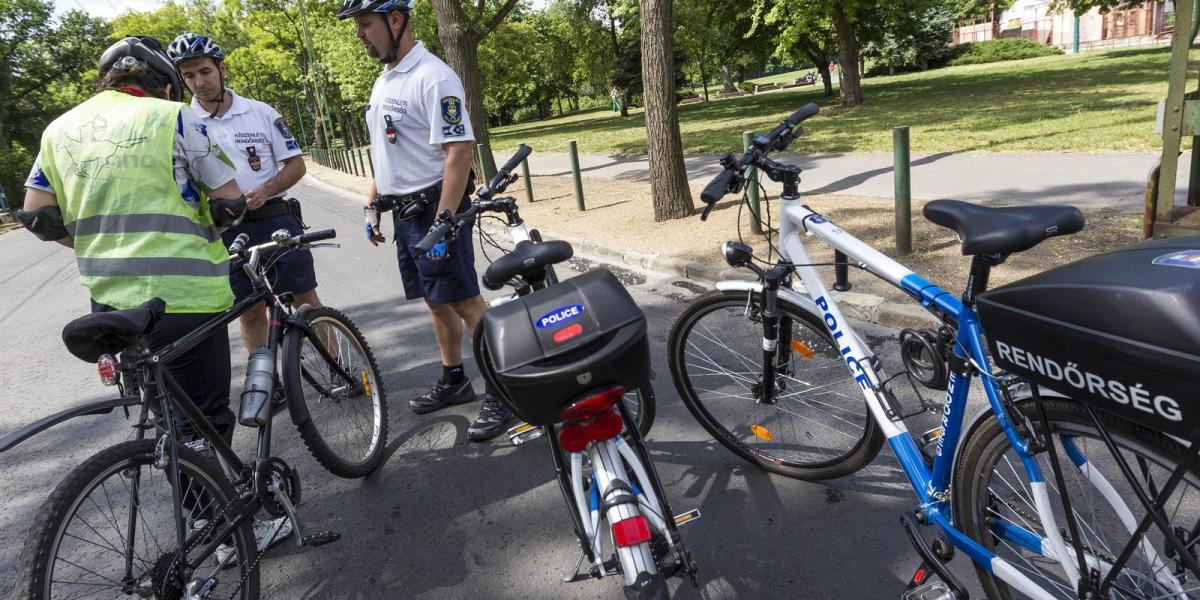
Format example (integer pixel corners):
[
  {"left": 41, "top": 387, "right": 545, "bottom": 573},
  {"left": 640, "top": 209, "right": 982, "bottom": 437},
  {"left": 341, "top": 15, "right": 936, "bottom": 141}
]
[
  {"left": 205, "top": 60, "right": 227, "bottom": 119},
  {"left": 379, "top": 10, "right": 409, "bottom": 65}
]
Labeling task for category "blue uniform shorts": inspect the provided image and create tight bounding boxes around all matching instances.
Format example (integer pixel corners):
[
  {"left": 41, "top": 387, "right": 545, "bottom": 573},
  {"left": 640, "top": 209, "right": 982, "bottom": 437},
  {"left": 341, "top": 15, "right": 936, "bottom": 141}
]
[
  {"left": 221, "top": 213, "right": 318, "bottom": 302},
  {"left": 393, "top": 193, "right": 480, "bottom": 305}
]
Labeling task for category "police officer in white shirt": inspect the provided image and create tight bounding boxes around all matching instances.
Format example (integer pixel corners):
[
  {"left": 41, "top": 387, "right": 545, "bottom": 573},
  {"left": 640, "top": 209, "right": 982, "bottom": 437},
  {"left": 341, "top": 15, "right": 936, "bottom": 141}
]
[
  {"left": 166, "top": 32, "right": 315, "bottom": 552},
  {"left": 168, "top": 33, "right": 322, "bottom": 356},
  {"left": 340, "top": 0, "right": 512, "bottom": 441}
]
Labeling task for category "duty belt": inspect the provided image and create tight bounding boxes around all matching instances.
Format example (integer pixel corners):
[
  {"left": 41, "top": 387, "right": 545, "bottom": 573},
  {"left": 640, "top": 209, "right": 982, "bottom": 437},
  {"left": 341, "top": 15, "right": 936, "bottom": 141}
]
[
  {"left": 376, "top": 182, "right": 442, "bottom": 220},
  {"left": 244, "top": 197, "right": 290, "bottom": 221}
]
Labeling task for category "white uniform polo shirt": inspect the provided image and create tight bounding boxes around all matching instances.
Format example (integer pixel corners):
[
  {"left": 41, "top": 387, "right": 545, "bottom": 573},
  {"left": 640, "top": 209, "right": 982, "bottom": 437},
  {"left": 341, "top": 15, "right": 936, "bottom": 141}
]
[
  {"left": 192, "top": 89, "right": 302, "bottom": 194},
  {"left": 366, "top": 41, "right": 475, "bottom": 196}
]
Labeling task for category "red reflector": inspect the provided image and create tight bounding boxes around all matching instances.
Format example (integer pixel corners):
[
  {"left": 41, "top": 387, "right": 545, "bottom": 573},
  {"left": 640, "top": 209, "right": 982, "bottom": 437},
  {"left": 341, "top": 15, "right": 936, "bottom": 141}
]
[
  {"left": 912, "top": 567, "right": 927, "bottom": 584},
  {"left": 557, "top": 411, "right": 623, "bottom": 452},
  {"left": 611, "top": 515, "right": 651, "bottom": 547},
  {"left": 97, "top": 354, "right": 118, "bottom": 387},
  {"left": 560, "top": 385, "right": 625, "bottom": 422},
  {"left": 552, "top": 323, "right": 584, "bottom": 344}
]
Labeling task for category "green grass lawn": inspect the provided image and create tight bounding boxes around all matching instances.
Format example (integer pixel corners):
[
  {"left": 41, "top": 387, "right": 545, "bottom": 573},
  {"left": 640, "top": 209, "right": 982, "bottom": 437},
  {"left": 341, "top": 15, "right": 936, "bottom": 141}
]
[
  {"left": 490, "top": 47, "right": 1191, "bottom": 155},
  {"left": 747, "top": 69, "right": 814, "bottom": 86}
]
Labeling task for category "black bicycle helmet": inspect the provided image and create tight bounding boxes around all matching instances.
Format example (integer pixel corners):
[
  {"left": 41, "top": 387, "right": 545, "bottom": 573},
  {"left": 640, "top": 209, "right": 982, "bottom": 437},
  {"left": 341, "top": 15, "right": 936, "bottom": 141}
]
[
  {"left": 167, "top": 32, "right": 225, "bottom": 65},
  {"left": 336, "top": 0, "right": 413, "bottom": 20},
  {"left": 99, "top": 36, "right": 183, "bottom": 102}
]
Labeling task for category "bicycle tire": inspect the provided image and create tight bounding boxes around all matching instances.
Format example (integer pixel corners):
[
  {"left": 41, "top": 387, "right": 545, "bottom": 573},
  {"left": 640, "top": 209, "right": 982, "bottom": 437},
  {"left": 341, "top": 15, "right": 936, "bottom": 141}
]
[
  {"left": 283, "top": 305, "right": 388, "bottom": 478},
  {"left": 954, "top": 398, "right": 1200, "bottom": 599},
  {"left": 667, "top": 289, "right": 883, "bottom": 480},
  {"left": 13, "top": 438, "right": 258, "bottom": 600}
]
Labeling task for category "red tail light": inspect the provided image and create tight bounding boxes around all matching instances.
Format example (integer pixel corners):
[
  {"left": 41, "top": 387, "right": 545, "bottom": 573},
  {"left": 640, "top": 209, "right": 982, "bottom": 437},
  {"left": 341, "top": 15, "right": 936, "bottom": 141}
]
[
  {"left": 611, "top": 515, "right": 651, "bottom": 547},
  {"left": 560, "top": 385, "right": 625, "bottom": 423},
  {"left": 558, "top": 411, "right": 623, "bottom": 452},
  {"left": 97, "top": 354, "right": 118, "bottom": 386}
]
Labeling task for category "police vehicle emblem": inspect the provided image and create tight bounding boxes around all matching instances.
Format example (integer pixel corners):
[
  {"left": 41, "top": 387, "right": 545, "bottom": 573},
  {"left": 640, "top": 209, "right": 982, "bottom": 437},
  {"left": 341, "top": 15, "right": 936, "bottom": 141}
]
[{"left": 537, "top": 304, "right": 584, "bottom": 329}]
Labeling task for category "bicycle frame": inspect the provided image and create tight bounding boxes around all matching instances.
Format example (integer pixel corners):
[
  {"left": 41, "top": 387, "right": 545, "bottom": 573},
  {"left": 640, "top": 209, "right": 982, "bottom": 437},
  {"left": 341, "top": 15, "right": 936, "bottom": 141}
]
[{"left": 756, "top": 193, "right": 1184, "bottom": 599}]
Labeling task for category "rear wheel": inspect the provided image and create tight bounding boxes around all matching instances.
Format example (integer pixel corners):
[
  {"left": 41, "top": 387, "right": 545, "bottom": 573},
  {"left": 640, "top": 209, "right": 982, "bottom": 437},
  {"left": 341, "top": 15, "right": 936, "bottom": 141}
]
[
  {"left": 283, "top": 305, "right": 387, "bottom": 478},
  {"left": 13, "top": 439, "right": 258, "bottom": 600},
  {"left": 954, "top": 398, "right": 1200, "bottom": 599}
]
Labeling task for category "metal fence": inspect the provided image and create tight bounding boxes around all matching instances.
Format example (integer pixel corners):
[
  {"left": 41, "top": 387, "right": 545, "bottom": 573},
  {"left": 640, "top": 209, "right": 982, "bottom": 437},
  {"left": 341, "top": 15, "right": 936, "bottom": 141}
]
[{"left": 308, "top": 145, "right": 373, "bottom": 179}]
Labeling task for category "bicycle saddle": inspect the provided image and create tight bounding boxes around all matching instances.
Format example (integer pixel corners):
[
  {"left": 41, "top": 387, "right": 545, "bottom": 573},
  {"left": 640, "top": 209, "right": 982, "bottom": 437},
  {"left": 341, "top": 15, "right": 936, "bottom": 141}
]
[
  {"left": 483, "top": 240, "right": 573, "bottom": 291},
  {"left": 62, "top": 298, "right": 166, "bottom": 362},
  {"left": 924, "top": 200, "right": 1084, "bottom": 256}
]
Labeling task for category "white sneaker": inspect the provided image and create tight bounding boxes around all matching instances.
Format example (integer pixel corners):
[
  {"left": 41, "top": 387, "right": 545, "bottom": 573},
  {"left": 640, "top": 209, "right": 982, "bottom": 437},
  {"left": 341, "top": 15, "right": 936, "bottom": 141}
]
[{"left": 210, "top": 517, "right": 294, "bottom": 568}]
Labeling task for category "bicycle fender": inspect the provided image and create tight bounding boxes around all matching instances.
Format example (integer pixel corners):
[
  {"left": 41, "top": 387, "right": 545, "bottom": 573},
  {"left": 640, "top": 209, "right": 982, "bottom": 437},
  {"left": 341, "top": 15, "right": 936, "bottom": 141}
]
[{"left": 0, "top": 396, "right": 142, "bottom": 453}]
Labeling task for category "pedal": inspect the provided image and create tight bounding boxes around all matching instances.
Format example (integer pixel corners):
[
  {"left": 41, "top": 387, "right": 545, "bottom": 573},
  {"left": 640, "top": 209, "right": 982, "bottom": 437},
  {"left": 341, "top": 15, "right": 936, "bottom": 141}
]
[
  {"left": 673, "top": 509, "right": 701, "bottom": 527},
  {"left": 899, "top": 512, "right": 969, "bottom": 600},
  {"left": 301, "top": 531, "right": 342, "bottom": 547},
  {"left": 903, "top": 579, "right": 954, "bottom": 600},
  {"left": 507, "top": 422, "right": 544, "bottom": 446}
]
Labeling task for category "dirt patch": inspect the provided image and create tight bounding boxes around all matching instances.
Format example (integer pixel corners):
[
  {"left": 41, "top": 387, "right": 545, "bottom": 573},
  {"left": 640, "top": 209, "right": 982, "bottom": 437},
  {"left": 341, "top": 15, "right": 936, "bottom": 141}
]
[{"left": 305, "top": 159, "right": 1144, "bottom": 303}]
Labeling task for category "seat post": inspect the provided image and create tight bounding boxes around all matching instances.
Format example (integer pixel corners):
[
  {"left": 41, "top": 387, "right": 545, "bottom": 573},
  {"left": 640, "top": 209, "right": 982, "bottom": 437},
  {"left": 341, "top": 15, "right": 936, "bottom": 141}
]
[{"left": 962, "top": 254, "right": 1001, "bottom": 307}]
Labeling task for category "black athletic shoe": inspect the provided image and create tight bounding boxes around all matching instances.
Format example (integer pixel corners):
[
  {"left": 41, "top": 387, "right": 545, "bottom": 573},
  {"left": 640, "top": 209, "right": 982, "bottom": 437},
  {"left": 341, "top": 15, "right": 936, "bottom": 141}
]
[
  {"left": 468, "top": 395, "right": 513, "bottom": 442},
  {"left": 410, "top": 377, "right": 476, "bottom": 414}
]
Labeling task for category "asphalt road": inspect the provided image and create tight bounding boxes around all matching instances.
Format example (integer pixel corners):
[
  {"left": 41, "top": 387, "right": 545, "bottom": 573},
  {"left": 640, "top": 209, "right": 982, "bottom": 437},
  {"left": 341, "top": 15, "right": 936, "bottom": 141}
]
[{"left": 0, "top": 179, "right": 983, "bottom": 599}]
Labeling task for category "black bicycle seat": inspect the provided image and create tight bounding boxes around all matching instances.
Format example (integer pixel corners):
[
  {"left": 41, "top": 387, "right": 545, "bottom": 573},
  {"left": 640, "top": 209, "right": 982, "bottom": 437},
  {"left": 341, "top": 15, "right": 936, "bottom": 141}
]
[
  {"left": 924, "top": 200, "right": 1084, "bottom": 256},
  {"left": 62, "top": 298, "right": 166, "bottom": 362},
  {"left": 483, "top": 240, "right": 573, "bottom": 291}
]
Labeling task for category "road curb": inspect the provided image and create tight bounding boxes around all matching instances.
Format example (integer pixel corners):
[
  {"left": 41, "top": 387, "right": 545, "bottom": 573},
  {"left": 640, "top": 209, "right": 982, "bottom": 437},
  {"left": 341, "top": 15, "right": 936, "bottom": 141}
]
[{"left": 305, "top": 167, "right": 935, "bottom": 331}]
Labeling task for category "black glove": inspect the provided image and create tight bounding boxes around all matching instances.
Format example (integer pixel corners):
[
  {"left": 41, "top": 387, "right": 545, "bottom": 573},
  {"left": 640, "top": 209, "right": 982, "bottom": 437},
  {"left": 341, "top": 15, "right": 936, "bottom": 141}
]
[{"left": 210, "top": 195, "right": 247, "bottom": 228}]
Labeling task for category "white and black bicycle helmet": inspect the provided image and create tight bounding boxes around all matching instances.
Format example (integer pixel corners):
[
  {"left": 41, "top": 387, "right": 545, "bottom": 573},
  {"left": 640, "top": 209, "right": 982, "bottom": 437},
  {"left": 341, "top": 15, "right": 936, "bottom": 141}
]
[
  {"left": 335, "top": 0, "right": 414, "bottom": 19},
  {"left": 166, "top": 33, "right": 225, "bottom": 65},
  {"left": 99, "top": 36, "right": 184, "bottom": 102}
]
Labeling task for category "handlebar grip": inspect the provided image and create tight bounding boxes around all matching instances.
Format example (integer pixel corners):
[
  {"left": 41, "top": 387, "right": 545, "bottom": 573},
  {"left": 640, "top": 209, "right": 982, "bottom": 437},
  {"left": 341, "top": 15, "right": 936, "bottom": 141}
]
[
  {"left": 489, "top": 144, "right": 532, "bottom": 194},
  {"left": 701, "top": 170, "right": 737, "bottom": 205},
  {"left": 786, "top": 103, "right": 820, "bottom": 127},
  {"left": 298, "top": 229, "right": 336, "bottom": 244},
  {"left": 227, "top": 233, "right": 250, "bottom": 255},
  {"left": 415, "top": 221, "right": 452, "bottom": 255},
  {"left": 501, "top": 144, "right": 532, "bottom": 174}
]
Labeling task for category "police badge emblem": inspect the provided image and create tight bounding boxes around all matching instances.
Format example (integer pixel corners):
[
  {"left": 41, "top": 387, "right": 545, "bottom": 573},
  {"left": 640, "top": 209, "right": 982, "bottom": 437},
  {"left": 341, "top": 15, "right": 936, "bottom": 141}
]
[{"left": 441, "top": 96, "right": 462, "bottom": 125}]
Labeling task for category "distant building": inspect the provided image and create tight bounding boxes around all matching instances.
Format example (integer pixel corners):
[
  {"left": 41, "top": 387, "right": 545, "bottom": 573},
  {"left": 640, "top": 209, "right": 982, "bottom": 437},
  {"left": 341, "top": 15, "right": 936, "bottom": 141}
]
[{"left": 953, "top": 0, "right": 1177, "bottom": 53}]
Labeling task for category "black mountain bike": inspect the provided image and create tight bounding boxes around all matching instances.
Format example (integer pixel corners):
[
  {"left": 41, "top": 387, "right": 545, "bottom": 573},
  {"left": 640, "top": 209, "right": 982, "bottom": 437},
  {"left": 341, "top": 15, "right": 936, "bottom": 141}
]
[{"left": 4, "top": 228, "right": 387, "bottom": 600}]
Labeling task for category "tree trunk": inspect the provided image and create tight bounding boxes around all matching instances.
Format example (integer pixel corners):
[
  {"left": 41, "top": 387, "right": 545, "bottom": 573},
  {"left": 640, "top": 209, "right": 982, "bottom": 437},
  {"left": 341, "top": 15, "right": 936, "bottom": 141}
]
[
  {"left": 700, "top": 61, "right": 710, "bottom": 101},
  {"left": 991, "top": 2, "right": 1003, "bottom": 39},
  {"left": 817, "top": 62, "right": 833, "bottom": 96},
  {"left": 430, "top": 0, "right": 506, "bottom": 178},
  {"left": 721, "top": 64, "right": 736, "bottom": 92},
  {"left": 831, "top": 1, "right": 864, "bottom": 107},
  {"left": 605, "top": 1, "right": 629, "bottom": 118},
  {"left": 640, "top": 0, "right": 694, "bottom": 221}
]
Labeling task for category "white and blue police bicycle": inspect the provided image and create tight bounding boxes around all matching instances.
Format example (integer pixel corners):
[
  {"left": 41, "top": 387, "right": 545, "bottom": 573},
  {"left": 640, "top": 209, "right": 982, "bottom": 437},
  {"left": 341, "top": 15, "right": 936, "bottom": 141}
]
[{"left": 667, "top": 103, "right": 1200, "bottom": 599}]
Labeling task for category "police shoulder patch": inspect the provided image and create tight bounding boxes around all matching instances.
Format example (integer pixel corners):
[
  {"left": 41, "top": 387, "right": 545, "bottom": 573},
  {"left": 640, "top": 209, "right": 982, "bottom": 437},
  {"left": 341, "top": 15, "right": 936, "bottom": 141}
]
[
  {"left": 274, "top": 117, "right": 294, "bottom": 140},
  {"left": 440, "top": 96, "right": 462, "bottom": 125}
]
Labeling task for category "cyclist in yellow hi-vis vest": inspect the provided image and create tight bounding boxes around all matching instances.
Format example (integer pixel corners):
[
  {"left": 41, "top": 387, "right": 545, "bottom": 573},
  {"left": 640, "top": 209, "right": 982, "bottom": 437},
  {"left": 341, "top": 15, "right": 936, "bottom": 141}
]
[{"left": 19, "top": 36, "right": 247, "bottom": 442}]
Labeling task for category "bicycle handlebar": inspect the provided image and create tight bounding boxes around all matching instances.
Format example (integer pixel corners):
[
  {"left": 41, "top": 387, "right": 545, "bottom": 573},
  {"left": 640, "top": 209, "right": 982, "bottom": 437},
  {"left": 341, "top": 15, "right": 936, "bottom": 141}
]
[
  {"left": 698, "top": 102, "right": 819, "bottom": 220},
  {"left": 229, "top": 229, "right": 337, "bottom": 260}
]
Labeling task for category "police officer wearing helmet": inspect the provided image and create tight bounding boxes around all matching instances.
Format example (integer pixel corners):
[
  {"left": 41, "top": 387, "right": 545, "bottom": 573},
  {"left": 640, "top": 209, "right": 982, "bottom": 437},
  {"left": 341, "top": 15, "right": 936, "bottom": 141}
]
[
  {"left": 340, "top": 0, "right": 513, "bottom": 441},
  {"left": 168, "top": 32, "right": 321, "bottom": 354},
  {"left": 21, "top": 36, "right": 246, "bottom": 441}
]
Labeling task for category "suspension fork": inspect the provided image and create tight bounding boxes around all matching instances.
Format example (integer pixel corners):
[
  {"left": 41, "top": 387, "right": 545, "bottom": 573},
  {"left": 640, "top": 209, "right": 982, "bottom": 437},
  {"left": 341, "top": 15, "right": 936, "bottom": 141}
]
[{"left": 756, "top": 267, "right": 791, "bottom": 404}]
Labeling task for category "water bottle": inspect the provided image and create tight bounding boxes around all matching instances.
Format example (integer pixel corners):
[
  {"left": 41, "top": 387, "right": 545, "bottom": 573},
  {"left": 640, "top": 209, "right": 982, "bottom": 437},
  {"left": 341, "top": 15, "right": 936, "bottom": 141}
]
[{"left": 239, "top": 347, "right": 275, "bottom": 427}]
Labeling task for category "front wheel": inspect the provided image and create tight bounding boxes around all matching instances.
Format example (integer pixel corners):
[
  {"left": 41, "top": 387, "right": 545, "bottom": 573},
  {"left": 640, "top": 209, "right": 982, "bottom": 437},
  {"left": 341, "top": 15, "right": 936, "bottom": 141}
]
[
  {"left": 13, "top": 439, "right": 259, "bottom": 600},
  {"left": 283, "top": 305, "right": 388, "bottom": 478},
  {"left": 954, "top": 397, "right": 1200, "bottom": 599},
  {"left": 667, "top": 289, "right": 883, "bottom": 480}
]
